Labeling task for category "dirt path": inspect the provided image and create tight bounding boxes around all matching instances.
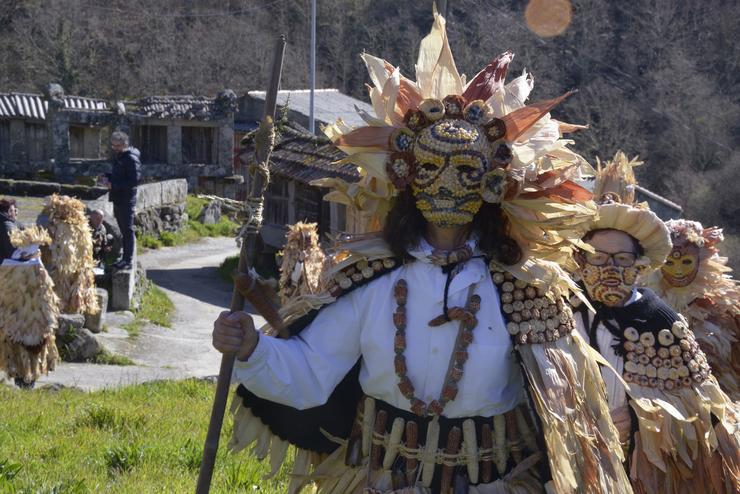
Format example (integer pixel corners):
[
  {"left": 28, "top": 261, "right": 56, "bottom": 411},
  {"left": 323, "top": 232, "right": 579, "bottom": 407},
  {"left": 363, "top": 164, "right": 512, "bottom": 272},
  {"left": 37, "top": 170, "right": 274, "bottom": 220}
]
[{"left": 31, "top": 236, "right": 265, "bottom": 391}]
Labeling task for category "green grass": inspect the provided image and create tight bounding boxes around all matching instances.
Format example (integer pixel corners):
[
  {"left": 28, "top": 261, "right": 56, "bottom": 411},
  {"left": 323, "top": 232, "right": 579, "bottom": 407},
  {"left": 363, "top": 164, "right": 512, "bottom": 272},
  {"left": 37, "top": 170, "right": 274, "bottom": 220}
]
[
  {"left": 137, "top": 196, "right": 239, "bottom": 253},
  {"left": 122, "top": 282, "right": 175, "bottom": 337},
  {"left": 0, "top": 380, "right": 292, "bottom": 493},
  {"left": 92, "top": 350, "right": 136, "bottom": 366},
  {"left": 138, "top": 283, "right": 174, "bottom": 327}
]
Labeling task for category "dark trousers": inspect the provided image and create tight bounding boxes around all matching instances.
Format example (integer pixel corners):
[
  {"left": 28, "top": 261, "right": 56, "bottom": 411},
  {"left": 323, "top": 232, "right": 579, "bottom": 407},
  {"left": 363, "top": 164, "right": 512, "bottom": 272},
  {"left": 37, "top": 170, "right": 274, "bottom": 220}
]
[{"left": 113, "top": 200, "right": 136, "bottom": 264}]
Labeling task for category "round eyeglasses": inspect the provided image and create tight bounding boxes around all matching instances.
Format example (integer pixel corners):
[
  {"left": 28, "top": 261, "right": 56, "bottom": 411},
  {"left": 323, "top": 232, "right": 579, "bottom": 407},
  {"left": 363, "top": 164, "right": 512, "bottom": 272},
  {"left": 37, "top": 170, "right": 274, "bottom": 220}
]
[{"left": 583, "top": 250, "right": 637, "bottom": 267}]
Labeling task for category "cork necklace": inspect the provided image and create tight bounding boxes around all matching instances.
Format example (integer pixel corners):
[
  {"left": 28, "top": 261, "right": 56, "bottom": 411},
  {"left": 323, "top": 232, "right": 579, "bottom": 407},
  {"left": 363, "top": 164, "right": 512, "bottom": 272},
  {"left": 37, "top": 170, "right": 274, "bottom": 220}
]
[{"left": 392, "top": 278, "right": 481, "bottom": 417}]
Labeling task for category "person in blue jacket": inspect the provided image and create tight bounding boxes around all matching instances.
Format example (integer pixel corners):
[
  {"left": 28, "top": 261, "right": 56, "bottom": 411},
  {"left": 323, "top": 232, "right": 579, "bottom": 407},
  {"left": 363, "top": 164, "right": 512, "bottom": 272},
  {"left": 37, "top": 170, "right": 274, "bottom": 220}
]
[{"left": 107, "top": 131, "right": 141, "bottom": 270}]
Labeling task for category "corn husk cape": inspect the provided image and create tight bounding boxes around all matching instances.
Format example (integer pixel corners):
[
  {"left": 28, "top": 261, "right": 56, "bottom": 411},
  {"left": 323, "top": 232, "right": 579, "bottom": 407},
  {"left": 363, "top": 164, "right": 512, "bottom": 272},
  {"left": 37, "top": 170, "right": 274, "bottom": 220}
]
[
  {"left": 42, "top": 194, "right": 99, "bottom": 315},
  {"left": 643, "top": 220, "right": 740, "bottom": 400},
  {"left": 0, "top": 226, "right": 60, "bottom": 382},
  {"left": 583, "top": 154, "right": 740, "bottom": 493},
  {"left": 228, "top": 8, "right": 632, "bottom": 493},
  {"left": 622, "top": 317, "right": 740, "bottom": 494}
]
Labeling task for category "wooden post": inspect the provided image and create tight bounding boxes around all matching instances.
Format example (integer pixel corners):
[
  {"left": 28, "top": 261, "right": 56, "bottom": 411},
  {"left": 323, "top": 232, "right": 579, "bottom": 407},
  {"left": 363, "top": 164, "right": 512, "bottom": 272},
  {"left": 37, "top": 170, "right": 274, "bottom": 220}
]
[{"left": 195, "top": 34, "right": 286, "bottom": 494}]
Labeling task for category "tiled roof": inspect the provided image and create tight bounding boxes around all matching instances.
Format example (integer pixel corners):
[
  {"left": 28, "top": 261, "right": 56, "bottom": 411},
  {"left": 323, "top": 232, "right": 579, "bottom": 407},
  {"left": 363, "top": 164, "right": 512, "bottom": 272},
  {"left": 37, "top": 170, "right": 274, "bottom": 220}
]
[
  {"left": 246, "top": 89, "right": 374, "bottom": 129},
  {"left": 0, "top": 93, "right": 107, "bottom": 119},
  {"left": 241, "top": 122, "right": 360, "bottom": 184},
  {"left": 134, "top": 95, "right": 218, "bottom": 120},
  {"left": 133, "top": 92, "right": 236, "bottom": 121}
]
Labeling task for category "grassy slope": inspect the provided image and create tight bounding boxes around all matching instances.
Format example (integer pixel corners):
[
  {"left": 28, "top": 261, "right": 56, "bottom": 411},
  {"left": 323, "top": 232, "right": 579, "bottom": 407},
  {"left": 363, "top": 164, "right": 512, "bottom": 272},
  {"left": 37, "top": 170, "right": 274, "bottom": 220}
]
[{"left": 0, "top": 380, "right": 292, "bottom": 493}]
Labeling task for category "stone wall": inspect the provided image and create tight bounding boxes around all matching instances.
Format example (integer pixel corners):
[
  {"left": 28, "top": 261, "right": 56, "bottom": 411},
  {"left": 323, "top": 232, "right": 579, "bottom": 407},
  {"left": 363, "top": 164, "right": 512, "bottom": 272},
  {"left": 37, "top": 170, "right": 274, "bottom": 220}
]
[
  {"left": 132, "top": 179, "right": 189, "bottom": 236},
  {"left": 0, "top": 177, "right": 189, "bottom": 236},
  {"left": 0, "top": 178, "right": 107, "bottom": 199}
]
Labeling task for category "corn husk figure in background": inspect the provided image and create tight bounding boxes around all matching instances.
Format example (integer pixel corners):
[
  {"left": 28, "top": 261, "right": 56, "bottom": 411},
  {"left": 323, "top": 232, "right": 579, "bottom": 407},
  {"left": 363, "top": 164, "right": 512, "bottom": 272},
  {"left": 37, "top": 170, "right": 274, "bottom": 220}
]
[
  {"left": 643, "top": 220, "right": 740, "bottom": 399},
  {"left": 0, "top": 226, "right": 60, "bottom": 388},
  {"left": 42, "top": 194, "right": 99, "bottom": 315},
  {"left": 570, "top": 151, "right": 740, "bottom": 494},
  {"left": 224, "top": 8, "right": 633, "bottom": 494},
  {"left": 278, "top": 222, "right": 326, "bottom": 305}
]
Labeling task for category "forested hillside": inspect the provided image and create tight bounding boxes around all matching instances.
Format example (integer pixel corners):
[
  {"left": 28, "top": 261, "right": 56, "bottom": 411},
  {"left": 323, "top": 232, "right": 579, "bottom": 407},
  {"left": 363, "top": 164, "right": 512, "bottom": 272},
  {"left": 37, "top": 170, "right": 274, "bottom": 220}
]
[{"left": 1, "top": 0, "right": 738, "bottom": 264}]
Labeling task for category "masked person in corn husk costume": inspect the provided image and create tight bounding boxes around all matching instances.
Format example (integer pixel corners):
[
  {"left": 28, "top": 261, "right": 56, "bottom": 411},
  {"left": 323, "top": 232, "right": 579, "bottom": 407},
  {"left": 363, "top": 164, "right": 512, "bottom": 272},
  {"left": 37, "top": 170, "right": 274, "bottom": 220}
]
[
  {"left": 42, "top": 194, "right": 100, "bottom": 316},
  {"left": 642, "top": 219, "right": 740, "bottom": 400},
  {"left": 212, "top": 10, "right": 632, "bottom": 494},
  {"left": 569, "top": 152, "right": 740, "bottom": 494},
  {"left": 278, "top": 222, "right": 327, "bottom": 305},
  {"left": 0, "top": 226, "right": 60, "bottom": 389}
]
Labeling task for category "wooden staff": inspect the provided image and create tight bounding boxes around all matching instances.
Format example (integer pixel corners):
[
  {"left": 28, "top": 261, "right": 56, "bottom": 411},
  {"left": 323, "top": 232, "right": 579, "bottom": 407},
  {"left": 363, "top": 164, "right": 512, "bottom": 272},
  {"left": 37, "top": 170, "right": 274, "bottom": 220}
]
[{"left": 195, "top": 34, "right": 286, "bottom": 494}]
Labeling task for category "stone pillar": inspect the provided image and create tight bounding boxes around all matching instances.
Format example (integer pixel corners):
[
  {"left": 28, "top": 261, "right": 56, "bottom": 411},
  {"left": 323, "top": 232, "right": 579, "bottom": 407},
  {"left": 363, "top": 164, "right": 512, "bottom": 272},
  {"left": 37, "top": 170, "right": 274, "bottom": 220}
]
[
  {"left": 218, "top": 118, "right": 234, "bottom": 173},
  {"left": 167, "top": 125, "right": 182, "bottom": 165},
  {"left": 45, "top": 84, "right": 70, "bottom": 174},
  {"left": 111, "top": 255, "right": 138, "bottom": 311}
]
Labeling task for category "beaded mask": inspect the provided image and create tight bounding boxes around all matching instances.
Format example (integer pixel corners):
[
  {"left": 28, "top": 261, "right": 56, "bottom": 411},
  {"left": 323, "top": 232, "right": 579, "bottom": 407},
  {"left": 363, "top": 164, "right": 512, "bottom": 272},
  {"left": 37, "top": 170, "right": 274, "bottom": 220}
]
[
  {"left": 387, "top": 96, "right": 512, "bottom": 227},
  {"left": 579, "top": 262, "right": 648, "bottom": 306}
]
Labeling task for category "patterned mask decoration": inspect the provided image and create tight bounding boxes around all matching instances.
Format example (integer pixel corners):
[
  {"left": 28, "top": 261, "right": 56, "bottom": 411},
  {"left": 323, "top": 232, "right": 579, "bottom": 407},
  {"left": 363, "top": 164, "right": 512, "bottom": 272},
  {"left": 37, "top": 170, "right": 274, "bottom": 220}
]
[
  {"left": 661, "top": 244, "right": 700, "bottom": 287},
  {"left": 411, "top": 118, "right": 491, "bottom": 226},
  {"left": 579, "top": 258, "right": 649, "bottom": 306},
  {"left": 385, "top": 96, "right": 510, "bottom": 228}
]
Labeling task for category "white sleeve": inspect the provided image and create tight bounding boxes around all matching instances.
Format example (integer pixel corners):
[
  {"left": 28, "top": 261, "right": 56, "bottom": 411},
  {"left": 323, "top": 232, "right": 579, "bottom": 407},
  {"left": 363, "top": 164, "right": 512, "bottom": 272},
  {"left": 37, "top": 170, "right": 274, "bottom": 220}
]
[{"left": 232, "top": 288, "right": 363, "bottom": 410}]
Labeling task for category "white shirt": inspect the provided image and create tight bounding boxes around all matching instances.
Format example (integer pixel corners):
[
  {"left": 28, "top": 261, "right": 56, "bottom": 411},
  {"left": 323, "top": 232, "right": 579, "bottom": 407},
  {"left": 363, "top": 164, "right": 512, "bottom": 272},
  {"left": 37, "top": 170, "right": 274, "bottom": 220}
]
[
  {"left": 233, "top": 239, "right": 525, "bottom": 418},
  {"left": 574, "top": 289, "right": 642, "bottom": 410}
]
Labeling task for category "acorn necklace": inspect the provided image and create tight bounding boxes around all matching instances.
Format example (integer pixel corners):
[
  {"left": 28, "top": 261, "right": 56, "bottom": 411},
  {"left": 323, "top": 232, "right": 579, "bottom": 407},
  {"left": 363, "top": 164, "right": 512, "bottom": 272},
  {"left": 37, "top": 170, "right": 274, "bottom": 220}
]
[{"left": 392, "top": 278, "right": 481, "bottom": 417}]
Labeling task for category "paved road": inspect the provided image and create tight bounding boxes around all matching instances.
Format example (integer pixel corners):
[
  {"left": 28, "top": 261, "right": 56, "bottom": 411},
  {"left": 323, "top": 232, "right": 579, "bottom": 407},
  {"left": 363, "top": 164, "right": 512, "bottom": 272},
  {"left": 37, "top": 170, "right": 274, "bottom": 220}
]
[{"left": 30, "top": 236, "right": 265, "bottom": 391}]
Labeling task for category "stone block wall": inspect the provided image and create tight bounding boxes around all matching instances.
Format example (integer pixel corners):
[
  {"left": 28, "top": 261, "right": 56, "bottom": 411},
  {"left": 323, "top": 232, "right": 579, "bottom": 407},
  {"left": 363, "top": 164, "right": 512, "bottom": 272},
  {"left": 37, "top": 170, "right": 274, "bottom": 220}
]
[{"left": 132, "top": 179, "right": 189, "bottom": 236}]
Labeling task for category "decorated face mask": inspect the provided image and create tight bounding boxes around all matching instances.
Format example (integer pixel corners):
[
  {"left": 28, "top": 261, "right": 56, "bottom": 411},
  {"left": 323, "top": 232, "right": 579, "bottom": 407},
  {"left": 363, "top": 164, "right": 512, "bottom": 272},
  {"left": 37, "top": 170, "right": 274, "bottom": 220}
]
[
  {"left": 661, "top": 245, "right": 700, "bottom": 287},
  {"left": 579, "top": 258, "right": 649, "bottom": 307},
  {"left": 411, "top": 119, "right": 492, "bottom": 227}
]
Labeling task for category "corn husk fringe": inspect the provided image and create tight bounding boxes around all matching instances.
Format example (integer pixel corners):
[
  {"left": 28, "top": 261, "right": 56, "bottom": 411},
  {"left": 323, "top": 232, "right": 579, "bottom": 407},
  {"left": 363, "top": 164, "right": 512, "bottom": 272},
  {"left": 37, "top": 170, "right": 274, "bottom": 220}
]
[
  {"left": 230, "top": 398, "right": 549, "bottom": 493},
  {"left": 516, "top": 332, "right": 632, "bottom": 493},
  {"left": 0, "top": 262, "right": 60, "bottom": 381},
  {"left": 627, "top": 377, "right": 740, "bottom": 493}
]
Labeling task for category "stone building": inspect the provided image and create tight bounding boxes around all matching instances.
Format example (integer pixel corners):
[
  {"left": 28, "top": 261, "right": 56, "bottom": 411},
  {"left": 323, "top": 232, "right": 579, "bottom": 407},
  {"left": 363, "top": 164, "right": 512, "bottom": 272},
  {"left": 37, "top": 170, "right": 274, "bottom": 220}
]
[
  {"left": 0, "top": 84, "right": 237, "bottom": 188},
  {"left": 0, "top": 91, "right": 108, "bottom": 173}
]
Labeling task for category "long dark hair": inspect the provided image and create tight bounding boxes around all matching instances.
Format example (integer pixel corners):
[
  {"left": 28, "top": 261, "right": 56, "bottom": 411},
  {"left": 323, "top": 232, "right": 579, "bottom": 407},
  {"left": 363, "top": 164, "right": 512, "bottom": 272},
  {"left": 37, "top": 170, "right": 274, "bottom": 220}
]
[{"left": 382, "top": 189, "right": 522, "bottom": 265}]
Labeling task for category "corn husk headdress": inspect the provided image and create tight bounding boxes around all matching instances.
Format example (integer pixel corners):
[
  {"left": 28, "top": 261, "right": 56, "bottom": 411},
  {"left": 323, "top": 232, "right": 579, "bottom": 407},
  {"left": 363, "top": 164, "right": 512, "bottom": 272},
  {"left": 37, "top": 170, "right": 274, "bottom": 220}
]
[
  {"left": 315, "top": 7, "right": 596, "bottom": 295},
  {"left": 588, "top": 151, "right": 671, "bottom": 270}
]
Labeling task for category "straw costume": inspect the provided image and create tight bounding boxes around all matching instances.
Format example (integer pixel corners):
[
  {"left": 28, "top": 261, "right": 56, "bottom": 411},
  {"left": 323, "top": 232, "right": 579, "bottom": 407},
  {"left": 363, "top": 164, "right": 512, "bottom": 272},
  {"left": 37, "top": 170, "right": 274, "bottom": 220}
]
[
  {"left": 643, "top": 220, "right": 740, "bottom": 400},
  {"left": 0, "top": 226, "right": 60, "bottom": 386},
  {"left": 227, "top": 9, "right": 630, "bottom": 493},
  {"left": 570, "top": 152, "right": 740, "bottom": 494},
  {"left": 42, "top": 194, "right": 99, "bottom": 316},
  {"left": 278, "top": 222, "right": 327, "bottom": 305}
]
